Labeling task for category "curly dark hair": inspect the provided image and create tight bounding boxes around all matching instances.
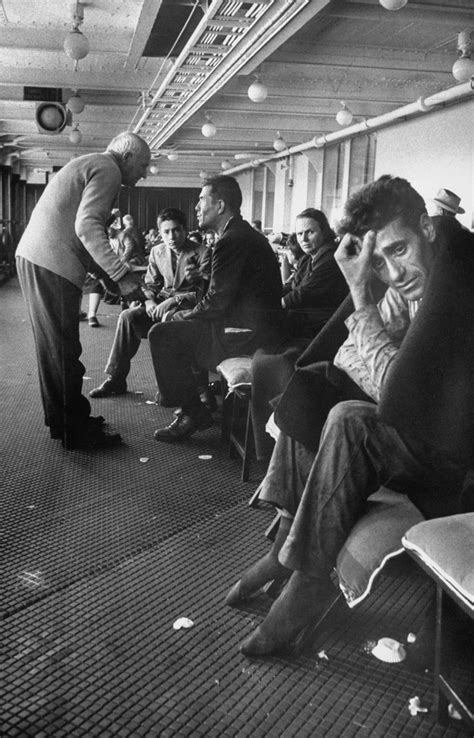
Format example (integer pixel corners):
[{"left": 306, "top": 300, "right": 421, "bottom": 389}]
[{"left": 337, "top": 175, "right": 427, "bottom": 238}]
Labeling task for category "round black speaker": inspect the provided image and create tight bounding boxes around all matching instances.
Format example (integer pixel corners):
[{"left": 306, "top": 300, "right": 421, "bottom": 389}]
[{"left": 35, "top": 102, "right": 68, "bottom": 134}]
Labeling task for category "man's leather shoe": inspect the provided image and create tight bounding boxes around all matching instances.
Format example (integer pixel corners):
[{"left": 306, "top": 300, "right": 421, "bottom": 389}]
[
  {"left": 90, "top": 378, "right": 127, "bottom": 398},
  {"left": 154, "top": 407, "right": 213, "bottom": 443},
  {"left": 89, "top": 415, "right": 106, "bottom": 427},
  {"left": 50, "top": 415, "right": 106, "bottom": 440},
  {"left": 63, "top": 428, "right": 122, "bottom": 450}
]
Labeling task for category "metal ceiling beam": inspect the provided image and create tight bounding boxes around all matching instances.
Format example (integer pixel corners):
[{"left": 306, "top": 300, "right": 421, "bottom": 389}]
[{"left": 131, "top": 0, "right": 334, "bottom": 152}]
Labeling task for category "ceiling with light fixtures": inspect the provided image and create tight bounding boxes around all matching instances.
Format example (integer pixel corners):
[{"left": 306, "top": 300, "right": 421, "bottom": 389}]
[{"left": 0, "top": 0, "right": 472, "bottom": 185}]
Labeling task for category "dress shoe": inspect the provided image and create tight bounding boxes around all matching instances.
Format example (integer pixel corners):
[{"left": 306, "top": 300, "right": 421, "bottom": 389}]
[
  {"left": 225, "top": 554, "right": 290, "bottom": 607},
  {"left": 79, "top": 311, "right": 87, "bottom": 321},
  {"left": 90, "top": 377, "right": 127, "bottom": 398},
  {"left": 88, "top": 316, "right": 100, "bottom": 327},
  {"left": 239, "top": 571, "right": 331, "bottom": 657},
  {"left": 49, "top": 415, "right": 106, "bottom": 439},
  {"left": 89, "top": 415, "right": 106, "bottom": 427},
  {"left": 63, "top": 428, "right": 122, "bottom": 450},
  {"left": 226, "top": 517, "right": 292, "bottom": 606},
  {"left": 153, "top": 406, "right": 213, "bottom": 443}
]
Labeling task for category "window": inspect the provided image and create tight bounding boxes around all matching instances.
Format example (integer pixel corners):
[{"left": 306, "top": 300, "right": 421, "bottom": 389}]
[
  {"left": 348, "top": 134, "right": 376, "bottom": 194},
  {"left": 322, "top": 143, "right": 345, "bottom": 227}
]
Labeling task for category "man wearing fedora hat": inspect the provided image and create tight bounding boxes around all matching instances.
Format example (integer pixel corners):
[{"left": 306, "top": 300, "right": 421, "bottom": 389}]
[{"left": 431, "top": 188, "right": 465, "bottom": 220}]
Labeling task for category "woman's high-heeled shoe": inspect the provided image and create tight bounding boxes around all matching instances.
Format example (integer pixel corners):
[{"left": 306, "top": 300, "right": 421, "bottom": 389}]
[
  {"left": 225, "top": 554, "right": 290, "bottom": 606},
  {"left": 225, "top": 514, "right": 292, "bottom": 607}
]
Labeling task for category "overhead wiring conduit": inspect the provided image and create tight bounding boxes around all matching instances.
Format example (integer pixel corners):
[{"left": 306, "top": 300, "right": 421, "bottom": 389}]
[{"left": 223, "top": 79, "right": 474, "bottom": 175}]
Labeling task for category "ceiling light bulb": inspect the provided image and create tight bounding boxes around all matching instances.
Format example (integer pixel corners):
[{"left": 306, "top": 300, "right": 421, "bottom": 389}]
[
  {"left": 221, "top": 159, "right": 231, "bottom": 170},
  {"left": 273, "top": 132, "right": 287, "bottom": 152},
  {"left": 149, "top": 164, "right": 159, "bottom": 175},
  {"left": 452, "top": 55, "right": 474, "bottom": 82},
  {"left": 248, "top": 79, "right": 268, "bottom": 103},
  {"left": 452, "top": 31, "right": 474, "bottom": 82},
  {"left": 67, "top": 92, "right": 85, "bottom": 115},
  {"left": 379, "top": 0, "right": 408, "bottom": 9},
  {"left": 336, "top": 103, "right": 353, "bottom": 126},
  {"left": 167, "top": 152, "right": 178, "bottom": 161},
  {"left": 201, "top": 119, "right": 216, "bottom": 138},
  {"left": 64, "top": 28, "right": 90, "bottom": 62},
  {"left": 69, "top": 124, "right": 82, "bottom": 145},
  {"left": 199, "top": 170, "right": 208, "bottom": 179}
]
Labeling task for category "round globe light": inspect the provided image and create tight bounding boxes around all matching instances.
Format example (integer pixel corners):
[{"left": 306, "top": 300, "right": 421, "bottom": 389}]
[
  {"left": 149, "top": 164, "right": 159, "bottom": 175},
  {"left": 201, "top": 121, "right": 216, "bottom": 138},
  {"left": 336, "top": 107, "right": 353, "bottom": 126},
  {"left": 199, "top": 170, "right": 208, "bottom": 179},
  {"left": 452, "top": 55, "right": 474, "bottom": 83},
  {"left": 273, "top": 133, "right": 287, "bottom": 152},
  {"left": 69, "top": 126, "right": 82, "bottom": 145},
  {"left": 221, "top": 159, "right": 231, "bottom": 170},
  {"left": 64, "top": 28, "right": 90, "bottom": 60},
  {"left": 379, "top": 0, "right": 407, "bottom": 9},
  {"left": 248, "top": 79, "right": 268, "bottom": 103},
  {"left": 167, "top": 152, "right": 179, "bottom": 161},
  {"left": 67, "top": 93, "right": 85, "bottom": 115}
]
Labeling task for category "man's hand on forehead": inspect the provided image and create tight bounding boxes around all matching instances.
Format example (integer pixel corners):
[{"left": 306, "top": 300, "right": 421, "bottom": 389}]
[{"left": 335, "top": 230, "right": 377, "bottom": 309}]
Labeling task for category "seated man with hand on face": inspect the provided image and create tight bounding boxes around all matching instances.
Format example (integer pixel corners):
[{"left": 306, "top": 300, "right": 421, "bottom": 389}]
[
  {"left": 90, "top": 207, "right": 211, "bottom": 398},
  {"left": 225, "top": 175, "right": 474, "bottom": 657}
]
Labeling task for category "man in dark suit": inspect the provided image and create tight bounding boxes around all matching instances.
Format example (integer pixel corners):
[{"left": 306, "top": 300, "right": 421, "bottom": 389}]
[
  {"left": 151, "top": 175, "right": 283, "bottom": 442},
  {"left": 90, "top": 207, "right": 211, "bottom": 398}
]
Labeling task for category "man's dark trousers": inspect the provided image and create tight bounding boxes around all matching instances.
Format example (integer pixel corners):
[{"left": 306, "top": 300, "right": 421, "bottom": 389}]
[
  {"left": 16, "top": 256, "right": 91, "bottom": 441},
  {"left": 148, "top": 319, "right": 214, "bottom": 411}
]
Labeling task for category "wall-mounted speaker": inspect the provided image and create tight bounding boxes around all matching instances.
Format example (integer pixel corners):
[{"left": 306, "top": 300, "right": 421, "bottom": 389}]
[{"left": 35, "top": 102, "right": 70, "bottom": 134}]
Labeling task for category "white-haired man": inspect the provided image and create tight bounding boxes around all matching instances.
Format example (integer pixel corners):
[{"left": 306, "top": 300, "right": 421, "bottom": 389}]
[{"left": 16, "top": 131, "right": 151, "bottom": 450}]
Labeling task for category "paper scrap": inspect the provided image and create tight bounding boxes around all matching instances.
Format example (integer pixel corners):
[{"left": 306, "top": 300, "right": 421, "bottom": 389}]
[
  {"left": 173, "top": 617, "right": 194, "bottom": 630},
  {"left": 448, "top": 704, "right": 462, "bottom": 720},
  {"left": 317, "top": 650, "right": 328, "bottom": 660},
  {"left": 139, "top": 457, "right": 149, "bottom": 463},
  {"left": 198, "top": 455, "right": 213, "bottom": 460},
  {"left": 146, "top": 400, "right": 155, "bottom": 405},
  {"left": 134, "top": 391, "right": 144, "bottom": 395},
  {"left": 408, "top": 696, "right": 428, "bottom": 716}
]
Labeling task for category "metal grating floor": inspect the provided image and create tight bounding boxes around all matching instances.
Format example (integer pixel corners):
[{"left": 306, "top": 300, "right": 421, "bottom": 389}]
[{"left": 0, "top": 278, "right": 470, "bottom": 737}]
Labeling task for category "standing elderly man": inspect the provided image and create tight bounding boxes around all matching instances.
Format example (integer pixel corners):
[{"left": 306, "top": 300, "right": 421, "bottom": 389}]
[
  {"left": 151, "top": 175, "right": 283, "bottom": 442},
  {"left": 224, "top": 175, "right": 474, "bottom": 656},
  {"left": 16, "top": 131, "right": 150, "bottom": 450},
  {"left": 89, "top": 206, "right": 211, "bottom": 398}
]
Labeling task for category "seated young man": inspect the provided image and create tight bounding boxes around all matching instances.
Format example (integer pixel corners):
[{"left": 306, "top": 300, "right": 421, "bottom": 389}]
[
  {"left": 90, "top": 207, "right": 211, "bottom": 397},
  {"left": 225, "top": 175, "right": 474, "bottom": 657}
]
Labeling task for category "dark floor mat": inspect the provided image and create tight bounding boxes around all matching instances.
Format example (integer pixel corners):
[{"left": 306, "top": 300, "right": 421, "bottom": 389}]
[{"left": 1, "top": 279, "right": 470, "bottom": 737}]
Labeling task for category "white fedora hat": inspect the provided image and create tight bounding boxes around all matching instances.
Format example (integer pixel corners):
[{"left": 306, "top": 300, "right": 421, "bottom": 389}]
[{"left": 432, "top": 188, "right": 465, "bottom": 214}]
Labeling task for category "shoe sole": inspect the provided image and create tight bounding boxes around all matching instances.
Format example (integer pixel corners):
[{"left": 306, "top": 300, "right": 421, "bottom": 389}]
[
  {"left": 153, "top": 418, "right": 213, "bottom": 443},
  {"left": 89, "top": 388, "right": 127, "bottom": 398}
]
